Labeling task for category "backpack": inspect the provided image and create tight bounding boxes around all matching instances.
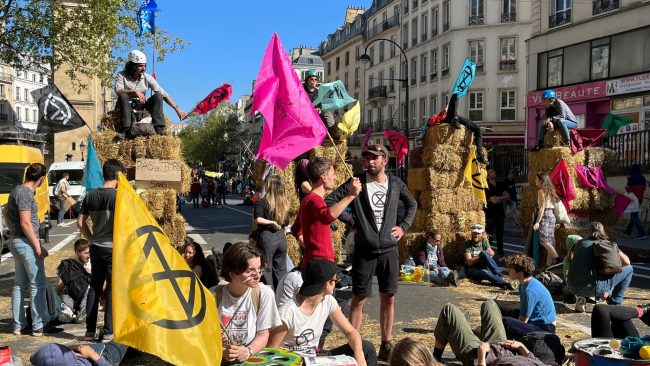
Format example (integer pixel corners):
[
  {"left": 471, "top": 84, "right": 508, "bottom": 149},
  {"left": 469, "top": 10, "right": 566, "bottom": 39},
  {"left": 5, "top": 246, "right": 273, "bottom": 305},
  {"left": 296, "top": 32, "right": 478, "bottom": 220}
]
[
  {"left": 57, "top": 259, "right": 91, "bottom": 309},
  {"left": 214, "top": 284, "right": 261, "bottom": 316},
  {"left": 517, "top": 331, "right": 565, "bottom": 366},
  {"left": 592, "top": 239, "right": 622, "bottom": 278},
  {"left": 205, "top": 247, "right": 224, "bottom": 277},
  {"left": 534, "top": 270, "right": 564, "bottom": 295}
]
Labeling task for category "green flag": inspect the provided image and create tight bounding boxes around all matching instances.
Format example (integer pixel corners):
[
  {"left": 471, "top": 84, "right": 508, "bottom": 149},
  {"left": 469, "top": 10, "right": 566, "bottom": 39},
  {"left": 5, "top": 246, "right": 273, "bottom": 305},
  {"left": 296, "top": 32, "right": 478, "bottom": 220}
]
[{"left": 601, "top": 113, "right": 632, "bottom": 137}]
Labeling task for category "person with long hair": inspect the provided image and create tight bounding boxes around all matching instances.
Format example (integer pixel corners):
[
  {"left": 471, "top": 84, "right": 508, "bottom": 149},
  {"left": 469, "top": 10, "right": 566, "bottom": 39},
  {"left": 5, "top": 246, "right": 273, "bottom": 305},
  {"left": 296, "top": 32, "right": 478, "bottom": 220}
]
[
  {"left": 389, "top": 337, "right": 444, "bottom": 366},
  {"left": 181, "top": 237, "right": 218, "bottom": 288},
  {"left": 215, "top": 243, "right": 281, "bottom": 363},
  {"left": 532, "top": 172, "right": 561, "bottom": 266},
  {"left": 254, "top": 175, "right": 291, "bottom": 288}
]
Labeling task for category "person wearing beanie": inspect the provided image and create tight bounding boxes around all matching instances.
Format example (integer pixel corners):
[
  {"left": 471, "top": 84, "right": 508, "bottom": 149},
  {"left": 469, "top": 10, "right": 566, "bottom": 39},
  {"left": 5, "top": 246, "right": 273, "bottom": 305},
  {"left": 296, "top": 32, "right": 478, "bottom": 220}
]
[{"left": 269, "top": 259, "right": 377, "bottom": 366}]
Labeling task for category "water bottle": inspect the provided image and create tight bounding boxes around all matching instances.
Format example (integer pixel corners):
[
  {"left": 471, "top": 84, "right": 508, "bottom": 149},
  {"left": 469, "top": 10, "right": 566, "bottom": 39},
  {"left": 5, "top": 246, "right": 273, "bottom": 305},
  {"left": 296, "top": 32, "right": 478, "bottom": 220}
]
[
  {"left": 406, "top": 255, "right": 416, "bottom": 268},
  {"left": 424, "top": 268, "right": 430, "bottom": 282}
]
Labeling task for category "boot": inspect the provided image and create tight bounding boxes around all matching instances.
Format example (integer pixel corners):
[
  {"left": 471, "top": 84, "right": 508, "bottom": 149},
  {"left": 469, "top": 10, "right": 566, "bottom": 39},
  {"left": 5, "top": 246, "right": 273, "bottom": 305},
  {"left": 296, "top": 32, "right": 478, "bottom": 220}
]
[{"left": 451, "top": 117, "right": 461, "bottom": 129}]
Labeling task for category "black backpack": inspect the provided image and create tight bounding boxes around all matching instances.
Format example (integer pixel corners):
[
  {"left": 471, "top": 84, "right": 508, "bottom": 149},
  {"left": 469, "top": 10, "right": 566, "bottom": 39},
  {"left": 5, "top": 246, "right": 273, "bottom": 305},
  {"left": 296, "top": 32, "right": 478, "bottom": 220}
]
[
  {"left": 205, "top": 247, "right": 224, "bottom": 277},
  {"left": 592, "top": 239, "right": 622, "bottom": 278},
  {"left": 517, "top": 331, "right": 565, "bottom": 366},
  {"left": 534, "top": 270, "right": 564, "bottom": 295}
]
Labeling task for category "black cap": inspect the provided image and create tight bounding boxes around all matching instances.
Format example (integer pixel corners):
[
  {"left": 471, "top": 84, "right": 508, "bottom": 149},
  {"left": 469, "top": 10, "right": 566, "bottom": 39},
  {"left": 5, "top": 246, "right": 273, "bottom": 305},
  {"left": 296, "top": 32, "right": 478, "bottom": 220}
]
[
  {"left": 299, "top": 259, "right": 338, "bottom": 296},
  {"left": 362, "top": 144, "right": 388, "bottom": 158}
]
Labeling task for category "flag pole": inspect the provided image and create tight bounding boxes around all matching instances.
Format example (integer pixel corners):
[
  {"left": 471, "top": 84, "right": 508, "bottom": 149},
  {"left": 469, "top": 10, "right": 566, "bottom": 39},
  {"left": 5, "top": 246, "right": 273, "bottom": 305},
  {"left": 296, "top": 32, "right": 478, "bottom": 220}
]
[{"left": 326, "top": 131, "right": 354, "bottom": 179}]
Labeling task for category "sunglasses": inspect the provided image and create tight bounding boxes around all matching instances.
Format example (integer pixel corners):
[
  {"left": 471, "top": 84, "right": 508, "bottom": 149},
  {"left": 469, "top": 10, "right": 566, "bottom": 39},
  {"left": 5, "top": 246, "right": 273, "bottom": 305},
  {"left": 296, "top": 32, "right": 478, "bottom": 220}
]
[{"left": 329, "top": 276, "right": 341, "bottom": 284}]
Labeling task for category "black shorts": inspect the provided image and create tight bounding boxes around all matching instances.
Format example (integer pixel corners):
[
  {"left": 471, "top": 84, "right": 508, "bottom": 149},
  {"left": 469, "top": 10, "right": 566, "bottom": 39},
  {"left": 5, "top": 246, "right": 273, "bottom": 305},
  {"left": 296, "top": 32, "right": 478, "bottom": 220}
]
[{"left": 352, "top": 249, "right": 399, "bottom": 296}]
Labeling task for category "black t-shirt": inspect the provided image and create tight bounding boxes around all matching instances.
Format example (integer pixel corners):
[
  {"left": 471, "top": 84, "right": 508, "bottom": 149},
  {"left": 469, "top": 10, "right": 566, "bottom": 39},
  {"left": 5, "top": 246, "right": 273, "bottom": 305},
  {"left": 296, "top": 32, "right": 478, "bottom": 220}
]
[
  {"left": 81, "top": 188, "right": 116, "bottom": 248},
  {"left": 486, "top": 181, "right": 506, "bottom": 218},
  {"left": 253, "top": 198, "right": 289, "bottom": 231},
  {"left": 504, "top": 178, "right": 518, "bottom": 203}
]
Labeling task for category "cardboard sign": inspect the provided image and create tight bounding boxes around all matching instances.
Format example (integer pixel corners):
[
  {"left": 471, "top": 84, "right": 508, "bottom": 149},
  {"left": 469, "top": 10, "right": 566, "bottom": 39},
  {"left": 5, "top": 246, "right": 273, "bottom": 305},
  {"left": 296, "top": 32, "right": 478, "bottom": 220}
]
[{"left": 135, "top": 159, "right": 182, "bottom": 190}]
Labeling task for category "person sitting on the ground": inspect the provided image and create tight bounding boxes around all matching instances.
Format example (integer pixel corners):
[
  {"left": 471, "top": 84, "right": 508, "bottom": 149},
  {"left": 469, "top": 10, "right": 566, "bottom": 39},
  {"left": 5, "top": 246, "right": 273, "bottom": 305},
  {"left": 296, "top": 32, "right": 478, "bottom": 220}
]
[
  {"left": 389, "top": 337, "right": 444, "bottom": 366},
  {"left": 433, "top": 300, "right": 546, "bottom": 366},
  {"left": 31, "top": 341, "right": 127, "bottom": 366},
  {"left": 181, "top": 237, "right": 218, "bottom": 288},
  {"left": 428, "top": 93, "right": 485, "bottom": 163},
  {"left": 464, "top": 224, "right": 515, "bottom": 290},
  {"left": 275, "top": 267, "right": 303, "bottom": 308},
  {"left": 591, "top": 303, "right": 650, "bottom": 339},
  {"left": 417, "top": 230, "right": 459, "bottom": 287},
  {"left": 269, "top": 259, "right": 377, "bottom": 366},
  {"left": 502, "top": 254, "right": 556, "bottom": 339},
  {"left": 567, "top": 221, "right": 633, "bottom": 307},
  {"left": 56, "top": 239, "right": 92, "bottom": 324},
  {"left": 532, "top": 89, "right": 578, "bottom": 151},
  {"left": 115, "top": 50, "right": 187, "bottom": 138},
  {"left": 214, "top": 242, "right": 281, "bottom": 363}
]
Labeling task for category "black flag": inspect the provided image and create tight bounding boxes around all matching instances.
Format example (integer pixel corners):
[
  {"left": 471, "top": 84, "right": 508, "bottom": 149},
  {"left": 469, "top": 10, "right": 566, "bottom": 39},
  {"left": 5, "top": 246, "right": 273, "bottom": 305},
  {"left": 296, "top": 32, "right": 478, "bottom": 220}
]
[{"left": 37, "top": 84, "right": 86, "bottom": 133}]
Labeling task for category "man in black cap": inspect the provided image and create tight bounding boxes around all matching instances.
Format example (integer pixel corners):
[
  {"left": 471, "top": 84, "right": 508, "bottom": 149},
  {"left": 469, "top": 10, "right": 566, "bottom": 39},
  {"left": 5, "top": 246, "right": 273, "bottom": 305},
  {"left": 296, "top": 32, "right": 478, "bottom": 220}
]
[
  {"left": 270, "top": 259, "right": 377, "bottom": 366},
  {"left": 326, "top": 144, "right": 417, "bottom": 361},
  {"left": 303, "top": 69, "right": 338, "bottom": 139}
]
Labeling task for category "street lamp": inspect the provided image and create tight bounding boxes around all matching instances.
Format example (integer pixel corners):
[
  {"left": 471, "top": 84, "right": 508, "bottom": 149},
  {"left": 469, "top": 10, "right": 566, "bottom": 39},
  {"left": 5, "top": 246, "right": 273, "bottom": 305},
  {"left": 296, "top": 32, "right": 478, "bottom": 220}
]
[
  {"left": 80, "top": 140, "right": 86, "bottom": 162},
  {"left": 360, "top": 38, "right": 409, "bottom": 180}
]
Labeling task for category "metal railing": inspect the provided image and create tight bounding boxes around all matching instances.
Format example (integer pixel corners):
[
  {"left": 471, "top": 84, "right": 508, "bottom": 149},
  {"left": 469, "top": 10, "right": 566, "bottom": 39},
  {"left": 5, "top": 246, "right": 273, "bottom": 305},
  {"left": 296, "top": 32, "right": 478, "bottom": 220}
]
[
  {"left": 368, "top": 85, "right": 387, "bottom": 100},
  {"left": 442, "top": 68, "right": 449, "bottom": 77},
  {"left": 549, "top": 9, "right": 571, "bottom": 28},
  {"left": 501, "top": 12, "right": 517, "bottom": 22},
  {"left": 430, "top": 72, "right": 437, "bottom": 81},
  {"left": 593, "top": 0, "right": 619, "bottom": 15},
  {"left": 469, "top": 15, "right": 484, "bottom": 25},
  {"left": 321, "top": 26, "right": 365, "bottom": 55},
  {"left": 499, "top": 60, "right": 517, "bottom": 71},
  {"left": 487, "top": 145, "right": 528, "bottom": 179},
  {"left": 603, "top": 129, "right": 649, "bottom": 171},
  {"left": 365, "top": 14, "right": 400, "bottom": 40}
]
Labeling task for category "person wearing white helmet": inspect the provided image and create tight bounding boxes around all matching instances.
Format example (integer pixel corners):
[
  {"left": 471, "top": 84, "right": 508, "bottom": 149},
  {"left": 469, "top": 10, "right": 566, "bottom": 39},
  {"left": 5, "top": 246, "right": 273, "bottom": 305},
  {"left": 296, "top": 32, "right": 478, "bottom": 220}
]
[{"left": 114, "top": 50, "right": 187, "bottom": 138}]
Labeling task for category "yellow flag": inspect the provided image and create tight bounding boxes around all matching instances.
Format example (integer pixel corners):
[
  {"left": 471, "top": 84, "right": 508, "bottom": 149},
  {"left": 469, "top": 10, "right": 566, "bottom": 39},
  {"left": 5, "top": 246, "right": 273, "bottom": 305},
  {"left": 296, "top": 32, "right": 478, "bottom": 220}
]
[
  {"left": 112, "top": 173, "right": 222, "bottom": 366},
  {"left": 464, "top": 147, "right": 487, "bottom": 206},
  {"left": 338, "top": 101, "right": 361, "bottom": 141}
]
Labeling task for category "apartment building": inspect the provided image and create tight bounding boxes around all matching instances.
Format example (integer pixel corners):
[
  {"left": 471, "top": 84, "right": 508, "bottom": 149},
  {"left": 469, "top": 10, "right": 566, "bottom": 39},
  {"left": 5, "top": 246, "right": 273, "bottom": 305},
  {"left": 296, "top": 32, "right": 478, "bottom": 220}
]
[
  {"left": 526, "top": 0, "right": 650, "bottom": 148},
  {"left": 13, "top": 65, "right": 49, "bottom": 131},
  {"left": 0, "top": 63, "right": 13, "bottom": 126}
]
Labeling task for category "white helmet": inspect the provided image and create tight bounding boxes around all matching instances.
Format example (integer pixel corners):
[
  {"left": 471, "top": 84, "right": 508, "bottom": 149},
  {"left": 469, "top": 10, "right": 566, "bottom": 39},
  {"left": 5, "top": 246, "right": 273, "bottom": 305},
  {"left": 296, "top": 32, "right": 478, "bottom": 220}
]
[{"left": 128, "top": 50, "right": 147, "bottom": 64}]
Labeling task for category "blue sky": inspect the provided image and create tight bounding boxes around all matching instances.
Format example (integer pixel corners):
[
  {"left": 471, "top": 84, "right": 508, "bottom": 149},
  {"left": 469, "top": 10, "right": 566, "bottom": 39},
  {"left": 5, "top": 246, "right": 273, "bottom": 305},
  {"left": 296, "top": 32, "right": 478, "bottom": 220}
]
[{"left": 147, "top": 1, "right": 370, "bottom": 120}]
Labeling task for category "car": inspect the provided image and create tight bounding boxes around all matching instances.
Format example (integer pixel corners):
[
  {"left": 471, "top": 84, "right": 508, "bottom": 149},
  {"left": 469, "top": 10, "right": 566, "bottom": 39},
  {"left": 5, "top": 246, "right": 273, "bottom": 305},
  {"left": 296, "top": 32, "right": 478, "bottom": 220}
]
[{"left": 48, "top": 161, "right": 86, "bottom": 217}]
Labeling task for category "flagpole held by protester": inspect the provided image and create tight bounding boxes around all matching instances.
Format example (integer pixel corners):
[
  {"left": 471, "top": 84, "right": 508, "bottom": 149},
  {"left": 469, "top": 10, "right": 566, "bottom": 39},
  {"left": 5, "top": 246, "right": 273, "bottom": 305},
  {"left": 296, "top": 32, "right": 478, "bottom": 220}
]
[{"left": 326, "top": 131, "right": 354, "bottom": 179}]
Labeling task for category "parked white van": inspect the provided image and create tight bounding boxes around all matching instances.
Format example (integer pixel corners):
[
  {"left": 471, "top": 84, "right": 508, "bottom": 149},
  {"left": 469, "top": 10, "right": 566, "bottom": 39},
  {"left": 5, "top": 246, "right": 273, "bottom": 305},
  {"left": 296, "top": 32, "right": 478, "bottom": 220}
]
[{"left": 48, "top": 161, "right": 85, "bottom": 215}]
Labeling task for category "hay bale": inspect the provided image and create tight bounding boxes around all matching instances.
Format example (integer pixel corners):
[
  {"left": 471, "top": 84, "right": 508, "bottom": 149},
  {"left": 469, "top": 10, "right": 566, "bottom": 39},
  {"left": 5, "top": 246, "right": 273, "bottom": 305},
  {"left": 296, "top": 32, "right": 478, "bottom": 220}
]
[
  {"left": 409, "top": 168, "right": 463, "bottom": 192},
  {"left": 147, "top": 135, "right": 182, "bottom": 160},
  {"left": 409, "top": 146, "right": 424, "bottom": 168},
  {"left": 590, "top": 190, "right": 615, "bottom": 210},
  {"left": 132, "top": 137, "right": 147, "bottom": 158},
  {"left": 543, "top": 129, "right": 566, "bottom": 148},
  {"left": 586, "top": 147, "right": 617, "bottom": 171},
  {"left": 161, "top": 213, "right": 186, "bottom": 248},
  {"left": 99, "top": 111, "right": 120, "bottom": 132},
  {"left": 398, "top": 232, "right": 426, "bottom": 265},
  {"left": 425, "top": 124, "right": 473, "bottom": 147},
  {"left": 163, "top": 189, "right": 178, "bottom": 219},
  {"left": 421, "top": 146, "right": 466, "bottom": 172},
  {"left": 117, "top": 140, "right": 134, "bottom": 169},
  {"left": 570, "top": 188, "right": 591, "bottom": 211},
  {"left": 287, "top": 234, "right": 302, "bottom": 267},
  {"left": 527, "top": 147, "right": 585, "bottom": 183},
  {"left": 92, "top": 131, "right": 120, "bottom": 164},
  {"left": 139, "top": 189, "right": 164, "bottom": 220},
  {"left": 420, "top": 189, "right": 483, "bottom": 213},
  {"left": 180, "top": 163, "right": 191, "bottom": 193},
  {"left": 410, "top": 209, "right": 427, "bottom": 232},
  {"left": 454, "top": 210, "right": 486, "bottom": 235}
]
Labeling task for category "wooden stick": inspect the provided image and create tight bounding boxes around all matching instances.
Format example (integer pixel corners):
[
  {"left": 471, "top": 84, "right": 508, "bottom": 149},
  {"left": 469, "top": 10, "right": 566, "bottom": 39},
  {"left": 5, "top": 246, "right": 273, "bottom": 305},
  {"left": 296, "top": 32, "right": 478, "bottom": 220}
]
[{"left": 326, "top": 131, "right": 354, "bottom": 179}]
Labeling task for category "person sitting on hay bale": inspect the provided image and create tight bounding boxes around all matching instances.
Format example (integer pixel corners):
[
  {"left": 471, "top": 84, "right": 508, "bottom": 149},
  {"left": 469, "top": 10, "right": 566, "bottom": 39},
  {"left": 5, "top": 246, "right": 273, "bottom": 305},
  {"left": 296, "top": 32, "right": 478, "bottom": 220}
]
[
  {"left": 303, "top": 69, "right": 340, "bottom": 140},
  {"left": 502, "top": 254, "right": 556, "bottom": 339},
  {"left": 464, "top": 224, "right": 517, "bottom": 290},
  {"left": 531, "top": 89, "right": 578, "bottom": 151},
  {"left": 417, "top": 230, "right": 459, "bottom": 287},
  {"left": 115, "top": 50, "right": 187, "bottom": 139},
  {"left": 432, "top": 300, "right": 546, "bottom": 366}
]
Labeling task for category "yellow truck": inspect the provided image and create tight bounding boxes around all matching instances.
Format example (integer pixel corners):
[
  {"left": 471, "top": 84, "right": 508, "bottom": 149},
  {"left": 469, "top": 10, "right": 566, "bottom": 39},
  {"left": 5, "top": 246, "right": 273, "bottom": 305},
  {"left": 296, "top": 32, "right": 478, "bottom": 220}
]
[{"left": 0, "top": 133, "right": 50, "bottom": 253}]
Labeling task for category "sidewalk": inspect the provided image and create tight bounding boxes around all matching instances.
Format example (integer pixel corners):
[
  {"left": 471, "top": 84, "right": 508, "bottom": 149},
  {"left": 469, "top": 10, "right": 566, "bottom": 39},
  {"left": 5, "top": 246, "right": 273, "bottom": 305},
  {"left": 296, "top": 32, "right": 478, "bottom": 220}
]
[{"left": 503, "top": 217, "right": 649, "bottom": 261}]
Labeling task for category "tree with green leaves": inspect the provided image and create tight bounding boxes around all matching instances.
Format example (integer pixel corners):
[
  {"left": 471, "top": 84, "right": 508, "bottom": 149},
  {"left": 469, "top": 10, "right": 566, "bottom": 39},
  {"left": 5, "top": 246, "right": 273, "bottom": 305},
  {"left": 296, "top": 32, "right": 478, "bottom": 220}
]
[
  {"left": 178, "top": 103, "right": 244, "bottom": 168},
  {"left": 0, "top": 0, "right": 187, "bottom": 90}
]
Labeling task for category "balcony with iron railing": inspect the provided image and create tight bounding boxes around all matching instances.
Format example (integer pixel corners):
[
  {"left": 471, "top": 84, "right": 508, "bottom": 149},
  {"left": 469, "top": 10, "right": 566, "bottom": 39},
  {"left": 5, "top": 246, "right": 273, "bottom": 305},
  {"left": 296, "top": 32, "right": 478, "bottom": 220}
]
[
  {"left": 430, "top": 71, "right": 438, "bottom": 81},
  {"left": 441, "top": 68, "right": 449, "bottom": 77},
  {"left": 321, "top": 25, "right": 365, "bottom": 55},
  {"left": 469, "top": 15, "right": 484, "bottom": 25},
  {"left": 501, "top": 12, "right": 516, "bottom": 22},
  {"left": 368, "top": 85, "right": 388, "bottom": 100},
  {"left": 499, "top": 59, "right": 516, "bottom": 71},
  {"left": 593, "top": 0, "right": 619, "bottom": 15},
  {"left": 365, "top": 14, "right": 400, "bottom": 40},
  {"left": 373, "top": 118, "right": 399, "bottom": 132},
  {"left": 549, "top": 9, "right": 571, "bottom": 28}
]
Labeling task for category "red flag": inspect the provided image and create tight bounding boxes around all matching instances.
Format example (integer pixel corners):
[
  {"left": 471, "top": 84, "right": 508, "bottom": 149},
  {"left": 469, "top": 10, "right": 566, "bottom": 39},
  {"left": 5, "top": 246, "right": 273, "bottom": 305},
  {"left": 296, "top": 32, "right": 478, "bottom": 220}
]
[
  {"left": 551, "top": 159, "right": 575, "bottom": 211},
  {"left": 384, "top": 130, "right": 409, "bottom": 167},
  {"left": 191, "top": 83, "right": 232, "bottom": 115},
  {"left": 569, "top": 128, "right": 606, "bottom": 154}
]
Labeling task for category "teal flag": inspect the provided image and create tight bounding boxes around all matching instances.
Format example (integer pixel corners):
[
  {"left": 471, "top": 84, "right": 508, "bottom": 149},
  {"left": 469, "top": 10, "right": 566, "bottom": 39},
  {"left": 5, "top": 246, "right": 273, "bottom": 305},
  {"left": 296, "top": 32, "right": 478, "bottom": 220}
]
[
  {"left": 313, "top": 80, "right": 356, "bottom": 111},
  {"left": 601, "top": 113, "right": 632, "bottom": 137},
  {"left": 83, "top": 136, "right": 104, "bottom": 191},
  {"left": 415, "top": 123, "right": 427, "bottom": 144},
  {"left": 451, "top": 58, "right": 477, "bottom": 99}
]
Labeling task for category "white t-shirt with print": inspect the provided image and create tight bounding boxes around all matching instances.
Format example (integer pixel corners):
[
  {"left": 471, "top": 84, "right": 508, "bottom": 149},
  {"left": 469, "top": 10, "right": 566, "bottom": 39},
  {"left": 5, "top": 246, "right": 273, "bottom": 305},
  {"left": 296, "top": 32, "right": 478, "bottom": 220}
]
[
  {"left": 366, "top": 177, "right": 389, "bottom": 231},
  {"left": 218, "top": 284, "right": 281, "bottom": 347},
  {"left": 278, "top": 294, "right": 339, "bottom": 357}
]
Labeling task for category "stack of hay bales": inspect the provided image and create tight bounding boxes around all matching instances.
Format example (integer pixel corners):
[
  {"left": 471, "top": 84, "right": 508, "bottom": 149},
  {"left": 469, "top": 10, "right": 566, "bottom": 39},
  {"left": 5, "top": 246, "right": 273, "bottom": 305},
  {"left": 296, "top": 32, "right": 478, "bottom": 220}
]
[
  {"left": 92, "top": 115, "right": 190, "bottom": 247},
  {"left": 519, "top": 130, "right": 618, "bottom": 257},
  {"left": 400, "top": 124, "right": 486, "bottom": 268},
  {"left": 253, "top": 139, "right": 353, "bottom": 265}
]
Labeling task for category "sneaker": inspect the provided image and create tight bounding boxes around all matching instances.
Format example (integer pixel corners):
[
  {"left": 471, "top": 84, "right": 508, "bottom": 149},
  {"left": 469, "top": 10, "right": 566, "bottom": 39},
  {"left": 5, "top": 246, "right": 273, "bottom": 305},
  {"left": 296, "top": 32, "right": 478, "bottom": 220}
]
[
  {"left": 83, "top": 331, "right": 97, "bottom": 342},
  {"left": 504, "top": 279, "right": 519, "bottom": 291},
  {"left": 58, "top": 304, "right": 75, "bottom": 323},
  {"left": 575, "top": 296, "right": 587, "bottom": 313},
  {"left": 13, "top": 329, "right": 21, "bottom": 336},
  {"left": 638, "top": 304, "right": 650, "bottom": 326},
  {"left": 32, "top": 325, "right": 63, "bottom": 337},
  {"left": 378, "top": 341, "right": 393, "bottom": 361},
  {"left": 446, "top": 270, "right": 460, "bottom": 287},
  {"left": 102, "top": 333, "right": 114, "bottom": 343}
]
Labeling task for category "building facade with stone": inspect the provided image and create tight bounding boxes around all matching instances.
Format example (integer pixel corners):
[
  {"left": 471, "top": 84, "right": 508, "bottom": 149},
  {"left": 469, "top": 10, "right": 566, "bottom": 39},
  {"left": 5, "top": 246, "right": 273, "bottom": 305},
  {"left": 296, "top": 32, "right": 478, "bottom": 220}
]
[
  {"left": 13, "top": 65, "right": 49, "bottom": 131},
  {"left": 0, "top": 63, "right": 13, "bottom": 126},
  {"left": 526, "top": 0, "right": 650, "bottom": 149}
]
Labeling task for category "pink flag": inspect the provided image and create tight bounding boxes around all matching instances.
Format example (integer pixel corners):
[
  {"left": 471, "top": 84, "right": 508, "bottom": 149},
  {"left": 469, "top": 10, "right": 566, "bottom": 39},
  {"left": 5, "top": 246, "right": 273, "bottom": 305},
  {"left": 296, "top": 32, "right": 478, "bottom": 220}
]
[
  {"left": 192, "top": 83, "right": 232, "bottom": 115},
  {"left": 384, "top": 130, "right": 409, "bottom": 167},
  {"left": 252, "top": 33, "right": 326, "bottom": 169},
  {"left": 363, "top": 127, "right": 373, "bottom": 149}
]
